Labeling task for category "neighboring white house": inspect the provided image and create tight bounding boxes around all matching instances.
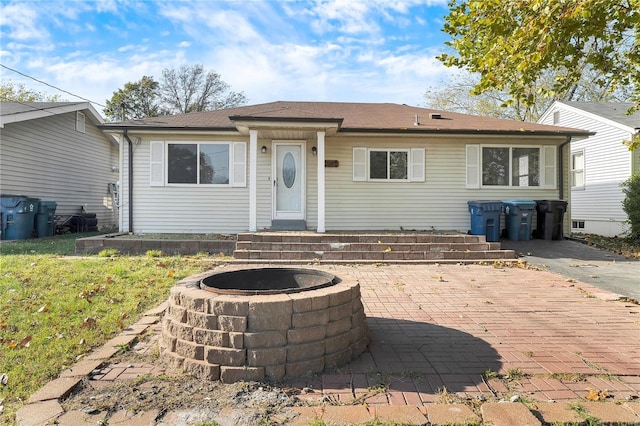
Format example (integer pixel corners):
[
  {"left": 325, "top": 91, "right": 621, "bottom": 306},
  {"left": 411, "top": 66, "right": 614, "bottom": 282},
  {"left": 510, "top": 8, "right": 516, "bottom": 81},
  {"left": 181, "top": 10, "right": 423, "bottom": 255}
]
[
  {"left": 0, "top": 102, "right": 119, "bottom": 230},
  {"left": 538, "top": 101, "right": 640, "bottom": 237},
  {"left": 100, "top": 101, "right": 590, "bottom": 235}
]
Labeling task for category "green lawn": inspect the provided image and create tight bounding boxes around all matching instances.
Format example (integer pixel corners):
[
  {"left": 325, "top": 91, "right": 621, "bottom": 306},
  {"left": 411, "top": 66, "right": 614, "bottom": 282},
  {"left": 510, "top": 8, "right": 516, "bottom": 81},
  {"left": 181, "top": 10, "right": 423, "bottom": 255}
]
[{"left": 0, "top": 234, "right": 208, "bottom": 424}]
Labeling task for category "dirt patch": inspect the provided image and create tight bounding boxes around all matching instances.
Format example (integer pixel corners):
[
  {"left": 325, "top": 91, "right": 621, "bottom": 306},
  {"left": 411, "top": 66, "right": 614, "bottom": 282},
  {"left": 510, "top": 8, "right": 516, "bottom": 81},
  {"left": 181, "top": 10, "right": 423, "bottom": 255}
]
[{"left": 61, "top": 332, "right": 315, "bottom": 425}]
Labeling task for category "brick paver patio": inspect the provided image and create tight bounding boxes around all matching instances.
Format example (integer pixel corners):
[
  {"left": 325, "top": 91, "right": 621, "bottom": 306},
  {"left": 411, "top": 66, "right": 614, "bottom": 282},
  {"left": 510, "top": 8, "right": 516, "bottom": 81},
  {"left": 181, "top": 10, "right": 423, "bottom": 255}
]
[{"left": 16, "top": 263, "right": 640, "bottom": 425}]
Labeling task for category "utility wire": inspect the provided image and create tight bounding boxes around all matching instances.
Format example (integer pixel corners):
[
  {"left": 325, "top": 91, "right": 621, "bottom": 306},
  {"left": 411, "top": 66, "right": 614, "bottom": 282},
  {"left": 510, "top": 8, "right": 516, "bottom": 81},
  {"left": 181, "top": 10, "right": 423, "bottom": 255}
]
[{"left": 0, "top": 63, "right": 106, "bottom": 108}]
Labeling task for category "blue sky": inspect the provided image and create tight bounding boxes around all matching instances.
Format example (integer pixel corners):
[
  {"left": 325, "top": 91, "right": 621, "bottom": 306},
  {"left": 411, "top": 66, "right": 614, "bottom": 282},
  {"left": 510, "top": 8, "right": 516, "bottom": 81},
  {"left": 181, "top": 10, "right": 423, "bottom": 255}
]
[{"left": 0, "top": 0, "right": 455, "bottom": 113}]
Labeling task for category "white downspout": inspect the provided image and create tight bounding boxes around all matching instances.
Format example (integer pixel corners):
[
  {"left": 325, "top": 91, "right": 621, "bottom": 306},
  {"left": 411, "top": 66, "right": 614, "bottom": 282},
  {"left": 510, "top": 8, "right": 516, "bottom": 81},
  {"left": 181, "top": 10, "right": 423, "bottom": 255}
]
[
  {"left": 249, "top": 129, "right": 258, "bottom": 232},
  {"left": 317, "top": 131, "right": 326, "bottom": 233}
]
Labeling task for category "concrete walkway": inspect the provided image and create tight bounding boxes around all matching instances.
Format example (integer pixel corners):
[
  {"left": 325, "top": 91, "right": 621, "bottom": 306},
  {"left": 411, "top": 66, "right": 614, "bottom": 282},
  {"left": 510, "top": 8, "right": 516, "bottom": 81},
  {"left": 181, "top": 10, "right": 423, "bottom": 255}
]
[
  {"left": 502, "top": 238, "right": 640, "bottom": 301},
  {"left": 16, "top": 263, "right": 640, "bottom": 425}
]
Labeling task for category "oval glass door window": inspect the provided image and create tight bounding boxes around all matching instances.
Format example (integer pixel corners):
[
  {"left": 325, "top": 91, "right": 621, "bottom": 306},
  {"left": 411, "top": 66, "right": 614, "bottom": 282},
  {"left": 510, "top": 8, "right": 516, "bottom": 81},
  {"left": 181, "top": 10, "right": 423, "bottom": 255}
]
[{"left": 282, "top": 152, "right": 296, "bottom": 188}]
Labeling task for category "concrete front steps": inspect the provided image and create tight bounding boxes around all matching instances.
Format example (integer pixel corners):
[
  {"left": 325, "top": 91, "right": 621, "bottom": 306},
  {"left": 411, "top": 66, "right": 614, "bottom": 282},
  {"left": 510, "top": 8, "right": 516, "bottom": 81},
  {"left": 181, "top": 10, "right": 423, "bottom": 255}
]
[{"left": 233, "top": 232, "right": 516, "bottom": 264}]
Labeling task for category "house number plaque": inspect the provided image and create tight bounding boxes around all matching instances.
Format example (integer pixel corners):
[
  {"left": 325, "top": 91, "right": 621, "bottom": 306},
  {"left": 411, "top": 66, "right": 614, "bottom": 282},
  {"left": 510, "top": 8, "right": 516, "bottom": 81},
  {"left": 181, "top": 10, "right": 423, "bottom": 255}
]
[{"left": 325, "top": 160, "right": 339, "bottom": 167}]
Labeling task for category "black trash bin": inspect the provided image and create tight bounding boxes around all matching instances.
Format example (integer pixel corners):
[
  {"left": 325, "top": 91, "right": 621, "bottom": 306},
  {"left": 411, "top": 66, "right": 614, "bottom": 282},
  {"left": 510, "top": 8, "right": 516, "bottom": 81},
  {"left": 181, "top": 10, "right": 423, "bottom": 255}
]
[{"left": 535, "top": 200, "right": 568, "bottom": 240}]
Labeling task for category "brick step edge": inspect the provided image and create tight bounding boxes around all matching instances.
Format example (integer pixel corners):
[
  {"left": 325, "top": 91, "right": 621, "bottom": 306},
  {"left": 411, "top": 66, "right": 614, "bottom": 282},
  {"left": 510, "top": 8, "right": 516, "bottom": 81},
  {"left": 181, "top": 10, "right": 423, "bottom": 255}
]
[
  {"left": 233, "top": 249, "right": 517, "bottom": 261},
  {"left": 235, "top": 242, "right": 501, "bottom": 251},
  {"left": 237, "top": 233, "right": 488, "bottom": 244}
]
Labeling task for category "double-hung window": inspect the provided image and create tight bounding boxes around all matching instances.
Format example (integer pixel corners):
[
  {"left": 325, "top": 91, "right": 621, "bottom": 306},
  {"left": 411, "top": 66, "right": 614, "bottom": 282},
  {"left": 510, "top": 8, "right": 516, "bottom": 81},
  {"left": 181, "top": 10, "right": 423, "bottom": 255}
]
[
  {"left": 466, "top": 145, "right": 556, "bottom": 188},
  {"left": 571, "top": 151, "right": 585, "bottom": 188},
  {"left": 353, "top": 147, "right": 425, "bottom": 182},
  {"left": 369, "top": 149, "right": 409, "bottom": 180},
  {"left": 150, "top": 141, "right": 246, "bottom": 187}
]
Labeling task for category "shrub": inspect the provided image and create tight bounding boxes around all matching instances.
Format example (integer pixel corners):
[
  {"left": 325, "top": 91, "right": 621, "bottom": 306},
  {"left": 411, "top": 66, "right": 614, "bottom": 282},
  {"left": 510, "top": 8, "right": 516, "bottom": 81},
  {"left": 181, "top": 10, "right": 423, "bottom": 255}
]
[{"left": 621, "top": 173, "right": 640, "bottom": 241}]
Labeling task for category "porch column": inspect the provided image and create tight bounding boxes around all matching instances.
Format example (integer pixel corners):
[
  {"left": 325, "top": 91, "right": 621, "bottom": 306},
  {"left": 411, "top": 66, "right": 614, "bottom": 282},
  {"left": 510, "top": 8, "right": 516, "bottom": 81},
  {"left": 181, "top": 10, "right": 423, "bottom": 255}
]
[
  {"left": 317, "top": 131, "right": 326, "bottom": 233},
  {"left": 249, "top": 129, "right": 258, "bottom": 232}
]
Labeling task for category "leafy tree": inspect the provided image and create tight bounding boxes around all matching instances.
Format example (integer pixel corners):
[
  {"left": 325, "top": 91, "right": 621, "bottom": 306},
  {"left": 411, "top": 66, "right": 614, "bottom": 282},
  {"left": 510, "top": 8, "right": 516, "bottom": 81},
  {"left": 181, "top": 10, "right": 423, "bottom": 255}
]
[
  {"left": 438, "top": 0, "right": 640, "bottom": 113},
  {"left": 425, "top": 69, "right": 633, "bottom": 122},
  {"left": 159, "top": 64, "right": 247, "bottom": 114},
  {"left": 621, "top": 174, "right": 640, "bottom": 241},
  {"left": 423, "top": 72, "right": 554, "bottom": 121},
  {"left": 104, "top": 76, "right": 160, "bottom": 121},
  {"left": 0, "top": 81, "right": 63, "bottom": 102}
]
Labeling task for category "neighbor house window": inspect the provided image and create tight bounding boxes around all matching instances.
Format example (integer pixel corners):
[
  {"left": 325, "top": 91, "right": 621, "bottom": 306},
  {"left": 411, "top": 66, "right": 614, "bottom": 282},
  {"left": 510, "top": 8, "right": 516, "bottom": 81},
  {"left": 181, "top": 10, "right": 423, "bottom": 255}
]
[
  {"left": 466, "top": 145, "right": 555, "bottom": 189},
  {"left": 149, "top": 141, "right": 246, "bottom": 187},
  {"left": 571, "top": 151, "right": 585, "bottom": 188},
  {"left": 353, "top": 147, "right": 425, "bottom": 182}
]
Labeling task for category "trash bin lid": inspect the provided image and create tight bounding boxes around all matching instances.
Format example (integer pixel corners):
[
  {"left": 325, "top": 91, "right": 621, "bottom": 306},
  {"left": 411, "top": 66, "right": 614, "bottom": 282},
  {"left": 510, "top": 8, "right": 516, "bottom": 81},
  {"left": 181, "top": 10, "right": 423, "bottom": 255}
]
[
  {"left": 502, "top": 199, "right": 537, "bottom": 209},
  {"left": 467, "top": 200, "right": 503, "bottom": 211},
  {"left": 1, "top": 194, "right": 24, "bottom": 209}
]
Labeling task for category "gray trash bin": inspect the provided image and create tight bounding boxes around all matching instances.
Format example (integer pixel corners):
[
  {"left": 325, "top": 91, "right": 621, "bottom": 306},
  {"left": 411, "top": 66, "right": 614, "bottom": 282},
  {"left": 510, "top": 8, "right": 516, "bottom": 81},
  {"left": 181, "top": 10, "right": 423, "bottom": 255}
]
[
  {"left": 1, "top": 195, "right": 39, "bottom": 240},
  {"left": 36, "top": 201, "right": 58, "bottom": 237}
]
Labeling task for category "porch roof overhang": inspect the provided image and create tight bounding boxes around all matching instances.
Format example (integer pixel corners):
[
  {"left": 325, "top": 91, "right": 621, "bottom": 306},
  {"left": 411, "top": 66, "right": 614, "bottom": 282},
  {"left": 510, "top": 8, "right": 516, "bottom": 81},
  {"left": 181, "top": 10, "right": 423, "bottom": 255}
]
[{"left": 230, "top": 116, "right": 342, "bottom": 139}]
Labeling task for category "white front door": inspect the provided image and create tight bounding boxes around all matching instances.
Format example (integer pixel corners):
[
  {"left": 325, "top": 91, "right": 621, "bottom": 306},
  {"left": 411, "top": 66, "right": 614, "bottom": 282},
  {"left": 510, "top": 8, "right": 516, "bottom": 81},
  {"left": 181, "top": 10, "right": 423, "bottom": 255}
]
[{"left": 273, "top": 142, "right": 305, "bottom": 220}]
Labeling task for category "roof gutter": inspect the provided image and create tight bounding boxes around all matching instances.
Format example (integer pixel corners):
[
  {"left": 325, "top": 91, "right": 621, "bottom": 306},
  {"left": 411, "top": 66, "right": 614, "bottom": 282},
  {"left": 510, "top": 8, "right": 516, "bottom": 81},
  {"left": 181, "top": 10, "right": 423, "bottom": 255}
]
[
  {"left": 559, "top": 136, "right": 572, "bottom": 200},
  {"left": 122, "top": 130, "right": 134, "bottom": 233}
]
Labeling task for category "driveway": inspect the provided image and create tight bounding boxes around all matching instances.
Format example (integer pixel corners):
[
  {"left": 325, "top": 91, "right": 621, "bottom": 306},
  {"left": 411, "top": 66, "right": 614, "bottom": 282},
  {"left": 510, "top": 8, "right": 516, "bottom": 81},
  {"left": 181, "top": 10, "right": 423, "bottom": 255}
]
[{"left": 502, "top": 238, "right": 640, "bottom": 301}]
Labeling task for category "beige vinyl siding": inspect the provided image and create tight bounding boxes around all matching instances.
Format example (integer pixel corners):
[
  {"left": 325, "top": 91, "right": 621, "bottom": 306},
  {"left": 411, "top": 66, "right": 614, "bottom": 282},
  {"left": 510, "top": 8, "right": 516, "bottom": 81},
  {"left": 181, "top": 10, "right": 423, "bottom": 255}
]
[
  {"left": 254, "top": 139, "right": 318, "bottom": 229},
  {"left": 0, "top": 111, "right": 118, "bottom": 229},
  {"left": 323, "top": 135, "right": 564, "bottom": 232},
  {"left": 129, "top": 136, "right": 249, "bottom": 234},
  {"left": 256, "top": 138, "right": 273, "bottom": 230},
  {"left": 542, "top": 105, "right": 633, "bottom": 236}
]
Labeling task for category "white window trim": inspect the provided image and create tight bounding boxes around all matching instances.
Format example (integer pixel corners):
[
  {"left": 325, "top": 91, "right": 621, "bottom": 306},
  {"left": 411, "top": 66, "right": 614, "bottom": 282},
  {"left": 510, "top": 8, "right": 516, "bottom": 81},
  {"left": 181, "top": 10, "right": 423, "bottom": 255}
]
[
  {"left": 571, "top": 149, "right": 585, "bottom": 189},
  {"left": 352, "top": 147, "right": 425, "bottom": 182},
  {"left": 369, "top": 148, "right": 410, "bottom": 182},
  {"left": 471, "top": 144, "right": 556, "bottom": 189},
  {"left": 150, "top": 140, "right": 246, "bottom": 187}
]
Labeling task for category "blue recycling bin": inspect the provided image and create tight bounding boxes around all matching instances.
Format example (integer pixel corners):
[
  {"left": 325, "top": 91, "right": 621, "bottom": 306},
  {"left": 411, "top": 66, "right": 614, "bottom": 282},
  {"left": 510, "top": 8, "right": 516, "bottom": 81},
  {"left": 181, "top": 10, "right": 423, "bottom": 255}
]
[
  {"left": 1, "top": 195, "right": 40, "bottom": 240},
  {"left": 467, "top": 200, "right": 503, "bottom": 242},
  {"left": 502, "top": 200, "right": 536, "bottom": 241},
  {"left": 36, "top": 201, "right": 58, "bottom": 238}
]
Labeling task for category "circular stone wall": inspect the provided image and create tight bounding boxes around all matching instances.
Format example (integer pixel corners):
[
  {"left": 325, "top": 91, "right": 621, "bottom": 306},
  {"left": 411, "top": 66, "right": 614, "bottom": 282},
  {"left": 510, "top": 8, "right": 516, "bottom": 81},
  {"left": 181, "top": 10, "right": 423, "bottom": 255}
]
[{"left": 160, "top": 267, "right": 369, "bottom": 383}]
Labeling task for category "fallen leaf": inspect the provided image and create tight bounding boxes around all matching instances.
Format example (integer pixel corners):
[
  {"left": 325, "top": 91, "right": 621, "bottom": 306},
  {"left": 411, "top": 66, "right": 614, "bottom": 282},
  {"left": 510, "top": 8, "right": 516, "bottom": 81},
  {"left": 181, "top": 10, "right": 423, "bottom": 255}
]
[
  {"left": 384, "top": 247, "right": 392, "bottom": 252},
  {"left": 585, "top": 387, "right": 609, "bottom": 401},
  {"left": 168, "top": 271, "right": 175, "bottom": 278},
  {"left": 82, "top": 317, "right": 97, "bottom": 328},
  {"left": 17, "top": 336, "right": 32, "bottom": 348},
  {"left": 565, "top": 278, "right": 576, "bottom": 283}
]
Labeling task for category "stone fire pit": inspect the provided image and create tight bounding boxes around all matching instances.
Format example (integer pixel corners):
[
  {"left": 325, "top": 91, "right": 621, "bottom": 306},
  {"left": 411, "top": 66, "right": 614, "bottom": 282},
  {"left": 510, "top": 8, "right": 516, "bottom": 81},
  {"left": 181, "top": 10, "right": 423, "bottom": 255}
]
[{"left": 160, "top": 267, "right": 369, "bottom": 383}]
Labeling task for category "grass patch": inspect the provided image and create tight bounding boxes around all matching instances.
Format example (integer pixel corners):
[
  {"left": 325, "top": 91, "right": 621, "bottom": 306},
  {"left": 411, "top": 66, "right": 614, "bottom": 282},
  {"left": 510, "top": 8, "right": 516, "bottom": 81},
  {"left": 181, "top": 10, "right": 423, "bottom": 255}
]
[
  {"left": 0, "top": 235, "right": 206, "bottom": 423},
  {"left": 0, "top": 232, "right": 104, "bottom": 256}
]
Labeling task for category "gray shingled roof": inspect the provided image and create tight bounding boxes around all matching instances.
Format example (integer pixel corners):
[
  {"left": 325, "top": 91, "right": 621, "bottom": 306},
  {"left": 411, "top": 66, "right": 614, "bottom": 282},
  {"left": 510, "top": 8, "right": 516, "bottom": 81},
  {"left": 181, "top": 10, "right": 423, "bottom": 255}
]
[
  {"left": 561, "top": 102, "right": 640, "bottom": 130},
  {"left": 100, "top": 101, "right": 591, "bottom": 136}
]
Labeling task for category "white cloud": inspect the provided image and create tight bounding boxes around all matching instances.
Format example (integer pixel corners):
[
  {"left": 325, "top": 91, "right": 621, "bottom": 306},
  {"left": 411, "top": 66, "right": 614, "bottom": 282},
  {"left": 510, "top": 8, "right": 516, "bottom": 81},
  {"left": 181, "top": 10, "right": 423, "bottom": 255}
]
[{"left": 0, "top": 3, "right": 48, "bottom": 40}]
